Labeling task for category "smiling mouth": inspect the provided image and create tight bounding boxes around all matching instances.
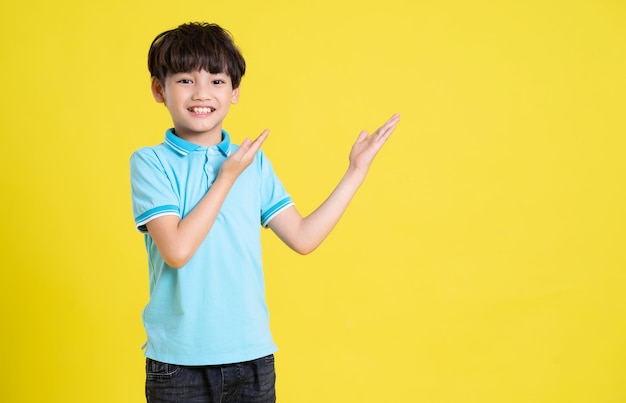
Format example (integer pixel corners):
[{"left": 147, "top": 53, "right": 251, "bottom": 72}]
[{"left": 190, "top": 107, "right": 216, "bottom": 114}]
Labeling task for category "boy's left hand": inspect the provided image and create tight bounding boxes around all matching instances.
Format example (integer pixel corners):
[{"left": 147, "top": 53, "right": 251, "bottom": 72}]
[{"left": 349, "top": 113, "right": 400, "bottom": 171}]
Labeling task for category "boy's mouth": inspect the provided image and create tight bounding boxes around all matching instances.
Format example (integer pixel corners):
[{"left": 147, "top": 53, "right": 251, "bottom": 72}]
[{"left": 189, "top": 107, "right": 216, "bottom": 114}]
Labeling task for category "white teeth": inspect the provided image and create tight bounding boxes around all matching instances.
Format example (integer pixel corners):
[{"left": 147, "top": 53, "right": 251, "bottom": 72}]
[{"left": 191, "top": 107, "right": 214, "bottom": 114}]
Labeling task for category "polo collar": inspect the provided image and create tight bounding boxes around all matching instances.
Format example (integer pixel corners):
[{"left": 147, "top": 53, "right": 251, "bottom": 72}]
[{"left": 164, "top": 129, "right": 232, "bottom": 157}]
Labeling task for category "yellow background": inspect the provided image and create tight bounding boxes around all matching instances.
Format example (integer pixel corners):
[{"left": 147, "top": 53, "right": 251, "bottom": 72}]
[{"left": 1, "top": 0, "right": 625, "bottom": 401}]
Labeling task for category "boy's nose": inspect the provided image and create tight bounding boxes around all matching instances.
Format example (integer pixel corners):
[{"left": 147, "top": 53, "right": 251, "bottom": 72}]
[{"left": 192, "top": 85, "right": 212, "bottom": 100}]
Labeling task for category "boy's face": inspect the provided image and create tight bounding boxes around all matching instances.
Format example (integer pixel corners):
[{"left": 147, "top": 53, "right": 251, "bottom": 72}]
[{"left": 151, "top": 70, "right": 240, "bottom": 145}]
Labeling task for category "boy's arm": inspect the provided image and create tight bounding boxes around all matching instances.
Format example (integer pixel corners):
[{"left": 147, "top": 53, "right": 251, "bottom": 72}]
[
  {"left": 268, "top": 114, "right": 400, "bottom": 255},
  {"left": 146, "top": 130, "right": 270, "bottom": 268}
]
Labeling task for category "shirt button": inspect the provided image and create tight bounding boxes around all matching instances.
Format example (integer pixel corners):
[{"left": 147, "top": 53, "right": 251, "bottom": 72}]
[{"left": 207, "top": 166, "right": 214, "bottom": 172}]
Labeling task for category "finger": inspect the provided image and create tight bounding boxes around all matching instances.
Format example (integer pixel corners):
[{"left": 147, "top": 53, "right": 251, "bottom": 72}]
[
  {"left": 381, "top": 114, "right": 400, "bottom": 131},
  {"left": 378, "top": 124, "right": 396, "bottom": 142},
  {"left": 355, "top": 130, "right": 369, "bottom": 143},
  {"left": 248, "top": 129, "right": 270, "bottom": 153},
  {"left": 386, "top": 113, "right": 401, "bottom": 126},
  {"left": 239, "top": 129, "right": 269, "bottom": 150},
  {"left": 376, "top": 114, "right": 400, "bottom": 139},
  {"left": 237, "top": 129, "right": 270, "bottom": 161},
  {"left": 368, "top": 125, "right": 395, "bottom": 147},
  {"left": 253, "top": 129, "right": 270, "bottom": 145}
]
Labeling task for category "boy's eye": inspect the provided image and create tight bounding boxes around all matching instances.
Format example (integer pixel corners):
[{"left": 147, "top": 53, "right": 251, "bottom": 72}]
[
  {"left": 212, "top": 79, "right": 225, "bottom": 85},
  {"left": 178, "top": 79, "right": 193, "bottom": 84}
]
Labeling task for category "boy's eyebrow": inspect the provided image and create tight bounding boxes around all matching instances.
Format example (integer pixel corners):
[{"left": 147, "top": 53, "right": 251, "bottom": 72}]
[
  {"left": 171, "top": 71, "right": 231, "bottom": 78},
  {"left": 173, "top": 70, "right": 229, "bottom": 75}
]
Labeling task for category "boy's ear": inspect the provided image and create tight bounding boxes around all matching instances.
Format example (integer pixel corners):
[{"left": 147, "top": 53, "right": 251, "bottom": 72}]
[
  {"left": 151, "top": 77, "right": 165, "bottom": 103},
  {"left": 231, "top": 87, "right": 240, "bottom": 104}
]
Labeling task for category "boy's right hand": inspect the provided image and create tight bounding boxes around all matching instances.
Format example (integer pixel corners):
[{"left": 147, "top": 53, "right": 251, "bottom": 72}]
[{"left": 219, "top": 129, "right": 270, "bottom": 179}]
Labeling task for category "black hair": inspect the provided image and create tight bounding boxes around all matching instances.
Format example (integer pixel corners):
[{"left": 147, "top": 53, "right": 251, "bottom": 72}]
[{"left": 148, "top": 22, "right": 246, "bottom": 88}]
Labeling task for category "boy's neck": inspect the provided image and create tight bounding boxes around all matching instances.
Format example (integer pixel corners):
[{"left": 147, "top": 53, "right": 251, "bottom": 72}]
[{"left": 173, "top": 128, "right": 223, "bottom": 147}]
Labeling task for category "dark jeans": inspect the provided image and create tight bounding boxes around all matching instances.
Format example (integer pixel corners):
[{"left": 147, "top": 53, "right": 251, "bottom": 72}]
[{"left": 145, "top": 355, "right": 276, "bottom": 403}]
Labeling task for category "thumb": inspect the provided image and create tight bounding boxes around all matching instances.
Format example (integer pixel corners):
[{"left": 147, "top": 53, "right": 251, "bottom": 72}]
[{"left": 355, "top": 130, "right": 369, "bottom": 143}]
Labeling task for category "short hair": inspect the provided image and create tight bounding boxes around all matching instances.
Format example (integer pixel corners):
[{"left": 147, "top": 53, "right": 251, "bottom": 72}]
[{"left": 148, "top": 22, "right": 246, "bottom": 88}]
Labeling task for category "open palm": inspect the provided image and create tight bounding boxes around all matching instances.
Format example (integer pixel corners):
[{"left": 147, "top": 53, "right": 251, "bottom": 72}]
[{"left": 349, "top": 113, "right": 400, "bottom": 171}]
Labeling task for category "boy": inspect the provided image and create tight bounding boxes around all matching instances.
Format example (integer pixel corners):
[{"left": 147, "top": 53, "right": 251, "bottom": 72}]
[{"left": 130, "top": 22, "right": 399, "bottom": 402}]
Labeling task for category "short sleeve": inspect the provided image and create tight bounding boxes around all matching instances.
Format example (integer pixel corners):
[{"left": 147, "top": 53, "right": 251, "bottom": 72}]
[
  {"left": 258, "top": 150, "right": 294, "bottom": 227},
  {"left": 130, "top": 148, "right": 180, "bottom": 233}
]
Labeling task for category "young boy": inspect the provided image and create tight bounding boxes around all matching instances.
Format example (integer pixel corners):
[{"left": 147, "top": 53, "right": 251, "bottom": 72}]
[{"left": 130, "top": 22, "right": 399, "bottom": 402}]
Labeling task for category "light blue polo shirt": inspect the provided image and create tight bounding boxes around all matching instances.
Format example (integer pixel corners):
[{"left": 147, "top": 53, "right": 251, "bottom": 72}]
[{"left": 130, "top": 129, "right": 293, "bottom": 365}]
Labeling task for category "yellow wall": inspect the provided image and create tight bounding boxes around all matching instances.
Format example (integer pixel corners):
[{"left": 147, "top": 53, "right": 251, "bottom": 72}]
[{"left": 1, "top": 0, "right": 625, "bottom": 401}]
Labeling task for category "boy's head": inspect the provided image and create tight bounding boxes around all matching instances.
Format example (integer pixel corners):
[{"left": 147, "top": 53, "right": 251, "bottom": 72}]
[{"left": 148, "top": 22, "right": 246, "bottom": 89}]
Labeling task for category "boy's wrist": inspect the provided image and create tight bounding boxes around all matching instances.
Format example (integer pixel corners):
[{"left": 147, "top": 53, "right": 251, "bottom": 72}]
[
  {"left": 342, "top": 165, "right": 369, "bottom": 190},
  {"left": 211, "top": 171, "right": 240, "bottom": 192},
  {"left": 346, "top": 164, "right": 369, "bottom": 179}
]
